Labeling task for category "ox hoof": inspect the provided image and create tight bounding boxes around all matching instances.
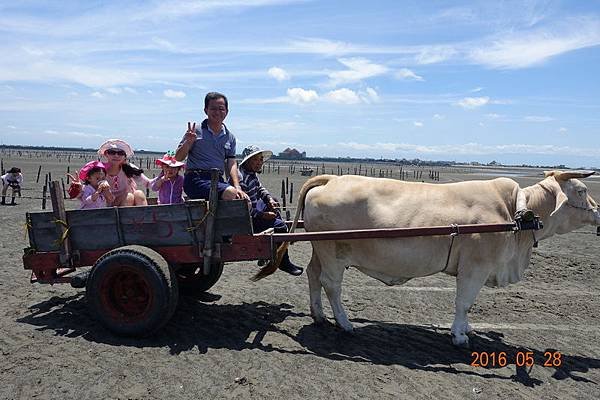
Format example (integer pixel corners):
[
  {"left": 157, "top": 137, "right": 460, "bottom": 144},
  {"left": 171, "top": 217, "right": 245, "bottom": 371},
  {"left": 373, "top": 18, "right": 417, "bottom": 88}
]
[{"left": 451, "top": 333, "right": 470, "bottom": 348}]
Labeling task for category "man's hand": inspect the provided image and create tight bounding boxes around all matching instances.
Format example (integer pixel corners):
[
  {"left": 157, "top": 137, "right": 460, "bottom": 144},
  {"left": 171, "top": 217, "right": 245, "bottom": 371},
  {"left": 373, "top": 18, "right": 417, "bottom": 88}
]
[
  {"left": 184, "top": 122, "right": 197, "bottom": 144},
  {"left": 261, "top": 211, "right": 277, "bottom": 220},
  {"left": 236, "top": 187, "right": 250, "bottom": 201},
  {"left": 267, "top": 198, "right": 279, "bottom": 211}
]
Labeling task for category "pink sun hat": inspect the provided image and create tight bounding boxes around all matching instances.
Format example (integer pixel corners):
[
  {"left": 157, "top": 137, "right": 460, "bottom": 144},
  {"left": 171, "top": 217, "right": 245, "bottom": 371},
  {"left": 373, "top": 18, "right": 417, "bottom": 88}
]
[
  {"left": 79, "top": 160, "right": 106, "bottom": 181},
  {"left": 97, "top": 139, "right": 134, "bottom": 157},
  {"left": 155, "top": 153, "right": 185, "bottom": 168}
]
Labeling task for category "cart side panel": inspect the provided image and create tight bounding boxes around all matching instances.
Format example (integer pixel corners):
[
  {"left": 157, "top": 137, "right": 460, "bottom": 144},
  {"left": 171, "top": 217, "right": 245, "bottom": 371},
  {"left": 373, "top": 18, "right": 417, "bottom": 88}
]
[
  {"left": 215, "top": 200, "right": 253, "bottom": 241},
  {"left": 118, "top": 204, "right": 204, "bottom": 247},
  {"left": 26, "top": 200, "right": 251, "bottom": 252},
  {"left": 27, "top": 211, "right": 60, "bottom": 252},
  {"left": 67, "top": 208, "right": 121, "bottom": 250}
]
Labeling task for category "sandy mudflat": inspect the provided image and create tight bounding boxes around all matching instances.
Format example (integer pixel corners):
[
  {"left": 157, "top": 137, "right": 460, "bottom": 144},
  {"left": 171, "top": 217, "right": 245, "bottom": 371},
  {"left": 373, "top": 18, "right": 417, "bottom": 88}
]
[{"left": 2, "top": 151, "right": 600, "bottom": 399}]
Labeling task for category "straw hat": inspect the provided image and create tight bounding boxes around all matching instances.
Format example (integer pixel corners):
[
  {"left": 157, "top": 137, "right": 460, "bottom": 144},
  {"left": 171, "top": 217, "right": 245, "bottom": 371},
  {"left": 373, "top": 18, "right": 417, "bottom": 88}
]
[
  {"left": 240, "top": 145, "right": 273, "bottom": 167},
  {"left": 79, "top": 160, "right": 106, "bottom": 181},
  {"left": 98, "top": 139, "right": 134, "bottom": 157}
]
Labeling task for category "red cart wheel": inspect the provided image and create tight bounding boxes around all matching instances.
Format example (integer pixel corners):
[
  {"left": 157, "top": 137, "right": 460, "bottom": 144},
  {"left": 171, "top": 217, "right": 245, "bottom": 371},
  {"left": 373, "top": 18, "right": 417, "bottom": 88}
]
[
  {"left": 176, "top": 261, "right": 224, "bottom": 295},
  {"left": 86, "top": 245, "right": 178, "bottom": 336}
]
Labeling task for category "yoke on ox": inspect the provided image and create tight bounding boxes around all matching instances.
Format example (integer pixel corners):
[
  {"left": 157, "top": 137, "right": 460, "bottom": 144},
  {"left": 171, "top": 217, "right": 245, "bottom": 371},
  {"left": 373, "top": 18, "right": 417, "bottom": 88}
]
[{"left": 259, "top": 170, "right": 600, "bottom": 347}]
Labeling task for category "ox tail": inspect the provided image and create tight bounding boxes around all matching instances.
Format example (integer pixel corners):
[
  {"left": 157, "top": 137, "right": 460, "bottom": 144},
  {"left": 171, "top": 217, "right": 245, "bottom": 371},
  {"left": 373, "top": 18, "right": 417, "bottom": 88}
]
[{"left": 251, "top": 175, "right": 338, "bottom": 281}]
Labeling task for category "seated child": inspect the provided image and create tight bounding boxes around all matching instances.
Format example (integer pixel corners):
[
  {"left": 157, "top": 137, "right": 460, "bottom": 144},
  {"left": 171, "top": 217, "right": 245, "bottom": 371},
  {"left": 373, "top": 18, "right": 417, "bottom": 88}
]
[
  {"left": 79, "top": 161, "right": 114, "bottom": 209},
  {"left": 150, "top": 152, "right": 185, "bottom": 205}
]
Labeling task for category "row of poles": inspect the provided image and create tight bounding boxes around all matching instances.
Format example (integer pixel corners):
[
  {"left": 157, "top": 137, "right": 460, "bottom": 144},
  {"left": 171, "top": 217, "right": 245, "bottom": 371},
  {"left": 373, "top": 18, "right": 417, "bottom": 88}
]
[{"left": 263, "top": 161, "right": 441, "bottom": 181}]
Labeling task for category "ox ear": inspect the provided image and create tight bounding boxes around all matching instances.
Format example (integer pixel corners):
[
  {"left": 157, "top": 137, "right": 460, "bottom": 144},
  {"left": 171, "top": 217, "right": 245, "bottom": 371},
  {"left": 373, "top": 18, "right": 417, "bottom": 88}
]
[
  {"left": 544, "top": 170, "right": 561, "bottom": 178},
  {"left": 550, "top": 191, "right": 569, "bottom": 217},
  {"left": 553, "top": 170, "right": 595, "bottom": 181}
]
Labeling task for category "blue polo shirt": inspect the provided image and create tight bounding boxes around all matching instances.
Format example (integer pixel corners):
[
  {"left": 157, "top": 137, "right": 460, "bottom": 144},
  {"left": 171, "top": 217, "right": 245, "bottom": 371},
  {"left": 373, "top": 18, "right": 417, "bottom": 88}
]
[{"left": 180, "top": 119, "right": 237, "bottom": 173}]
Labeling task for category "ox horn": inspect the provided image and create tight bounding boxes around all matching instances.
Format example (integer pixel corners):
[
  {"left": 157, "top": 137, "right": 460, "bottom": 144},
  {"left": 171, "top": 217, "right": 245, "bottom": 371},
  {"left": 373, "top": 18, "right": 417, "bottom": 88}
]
[{"left": 545, "top": 170, "right": 595, "bottom": 181}]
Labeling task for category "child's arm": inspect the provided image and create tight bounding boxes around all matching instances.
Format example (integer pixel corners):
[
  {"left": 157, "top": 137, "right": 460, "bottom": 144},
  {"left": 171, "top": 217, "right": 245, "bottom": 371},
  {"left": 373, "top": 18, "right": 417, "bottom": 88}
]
[{"left": 150, "top": 172, "right": 165, "bottom": 191}]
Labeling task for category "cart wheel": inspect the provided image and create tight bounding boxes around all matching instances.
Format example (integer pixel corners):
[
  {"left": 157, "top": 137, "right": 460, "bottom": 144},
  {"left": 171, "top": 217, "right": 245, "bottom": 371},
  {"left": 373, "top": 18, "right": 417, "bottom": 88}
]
[
  {"left": 176, "top": 261, "right": 224, "bottom": 295},
  {"left": 86, "top": 245, "right": 178, "bottom": 336}
]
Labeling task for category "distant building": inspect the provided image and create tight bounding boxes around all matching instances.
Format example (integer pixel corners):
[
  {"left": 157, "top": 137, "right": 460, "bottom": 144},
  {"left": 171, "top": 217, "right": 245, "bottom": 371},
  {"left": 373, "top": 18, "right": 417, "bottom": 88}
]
[{"left": 278, "top": 147, "right": 306, "bottom": 159}]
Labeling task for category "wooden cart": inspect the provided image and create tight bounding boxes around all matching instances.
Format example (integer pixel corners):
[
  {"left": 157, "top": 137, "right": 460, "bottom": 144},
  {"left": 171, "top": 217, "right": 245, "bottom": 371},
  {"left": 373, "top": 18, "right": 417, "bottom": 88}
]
[{"left": 23, "top": 174, "right": 543, "bottom": 337}]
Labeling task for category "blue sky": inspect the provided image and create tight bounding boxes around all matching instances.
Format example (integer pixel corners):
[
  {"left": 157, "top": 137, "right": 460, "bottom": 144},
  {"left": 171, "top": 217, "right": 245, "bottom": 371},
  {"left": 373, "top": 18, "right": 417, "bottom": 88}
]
[{"left": 1, "top": 0, "right": 600, "bottom": 167}]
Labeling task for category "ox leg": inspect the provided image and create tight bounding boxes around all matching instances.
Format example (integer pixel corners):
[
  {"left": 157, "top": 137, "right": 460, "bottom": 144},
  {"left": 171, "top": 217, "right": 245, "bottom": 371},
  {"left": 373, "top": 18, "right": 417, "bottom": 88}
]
[
  {"left": 307, "top": 250, "right": 326, "bottom": 324},
  {"left": 451, "top": 265, "right": 489, "bottom": 347},
  {"left": 320, "top": 262, "right": 353, "bottom": 332}
]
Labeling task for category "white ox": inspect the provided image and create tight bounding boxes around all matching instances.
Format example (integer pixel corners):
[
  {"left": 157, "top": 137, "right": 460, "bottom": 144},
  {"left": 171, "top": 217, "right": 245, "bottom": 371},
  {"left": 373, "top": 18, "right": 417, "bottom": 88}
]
[{"left": 260, "top": 171, "right": 600, "bottom": 346}]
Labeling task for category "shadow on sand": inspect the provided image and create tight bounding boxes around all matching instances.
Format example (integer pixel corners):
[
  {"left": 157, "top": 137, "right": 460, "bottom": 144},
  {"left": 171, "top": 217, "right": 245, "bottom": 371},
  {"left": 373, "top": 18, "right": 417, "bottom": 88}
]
[{"left": 18, "top": 293, "right": 600, "bottom": 387}]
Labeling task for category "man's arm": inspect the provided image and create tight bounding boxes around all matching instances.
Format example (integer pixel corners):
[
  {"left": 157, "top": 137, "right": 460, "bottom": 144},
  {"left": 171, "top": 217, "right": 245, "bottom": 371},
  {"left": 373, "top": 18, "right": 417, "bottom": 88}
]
[
  {"left": 226, "top": 159, "right": 249, "bottom": 200},
  {"left": 227, "top": 158, "right": 240, "bottom": 188}
]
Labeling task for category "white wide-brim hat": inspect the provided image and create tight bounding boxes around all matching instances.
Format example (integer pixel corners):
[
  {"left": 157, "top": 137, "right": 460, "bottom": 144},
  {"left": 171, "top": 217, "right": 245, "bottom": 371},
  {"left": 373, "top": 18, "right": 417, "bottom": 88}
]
[
  {"left": 240, "top": 145, "right": 273, "bottom": 167},
  {"left": 98, "top": 139, "right": 134, "bottom": 157}
]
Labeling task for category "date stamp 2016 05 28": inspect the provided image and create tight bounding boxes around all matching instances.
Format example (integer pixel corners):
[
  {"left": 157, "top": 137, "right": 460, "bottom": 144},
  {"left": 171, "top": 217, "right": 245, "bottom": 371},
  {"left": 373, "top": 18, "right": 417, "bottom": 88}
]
[{"left": 470, "top": 351, "right": 562, "bottom": 368}]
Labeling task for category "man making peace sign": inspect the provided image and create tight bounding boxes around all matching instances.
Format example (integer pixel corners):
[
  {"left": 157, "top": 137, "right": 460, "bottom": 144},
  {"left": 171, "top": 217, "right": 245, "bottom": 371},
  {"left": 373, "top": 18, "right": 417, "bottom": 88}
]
[{"left": 175, "top": 92, "right": 248, "bottom": 201}]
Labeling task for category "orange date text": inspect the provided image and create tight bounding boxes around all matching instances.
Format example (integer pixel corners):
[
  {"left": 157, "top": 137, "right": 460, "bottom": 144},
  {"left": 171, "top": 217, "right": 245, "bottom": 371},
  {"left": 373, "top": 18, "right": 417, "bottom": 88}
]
[{"left": 470, "top": 351, "right": 562, "bottom": 368}]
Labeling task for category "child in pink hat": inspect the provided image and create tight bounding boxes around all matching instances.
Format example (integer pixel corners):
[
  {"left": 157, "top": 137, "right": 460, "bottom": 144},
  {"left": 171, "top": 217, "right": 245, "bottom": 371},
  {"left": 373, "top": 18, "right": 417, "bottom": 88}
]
[
  {"left": 150, "top": 152, "right": 185, "bottom": 204},
  {"left": 79, "top": 161, "right": 114, "bottom": 209}
]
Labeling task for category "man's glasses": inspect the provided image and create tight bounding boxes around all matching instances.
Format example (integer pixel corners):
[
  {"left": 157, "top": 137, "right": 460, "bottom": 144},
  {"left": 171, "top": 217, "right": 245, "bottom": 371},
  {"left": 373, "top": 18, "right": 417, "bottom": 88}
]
[{"left": 106, "top": 149, "right": 126, "bottom": 156}]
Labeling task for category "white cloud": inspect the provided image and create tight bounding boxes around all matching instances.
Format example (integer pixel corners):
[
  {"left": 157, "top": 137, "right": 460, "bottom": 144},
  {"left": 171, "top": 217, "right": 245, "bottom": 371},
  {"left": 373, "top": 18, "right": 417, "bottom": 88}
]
[
  {"left": 361, "top": 87, "right": 380, "bottom": 103},
  {"left": 485, "top": 113, "right": 503, "bottom": 119},
  {"left": 142, "top": 0, "right": 305, "bottom": 20},
  {"left": 328, "top": 57, "right": 388, "bottom": 86},
  {"left": 6, "top": 125, "right": 17, "bottom": 129},
  {"left": 559, "top": 127, "right": 568, "bottom": 133},
  {"left": 324, "top": 88, "right": 361, "bottom": 104},
  {"left": 91, "top": 91, "right": 105, "bottom": 99},
  {"left": 286, "top": 87, "right": 318, "bottom": 104},
  {"left": 456, "top": 96, "right": 489, "bottom": 109},
  {"left": 395, "top": 68, "right": 424, "bottom": 81},
  {"left": 433, "top": 114, "right": 444, "bottom": 120},
  {"left": 415, "top": 45, "right": 457, "bottom": 64},
  {"left": 124, "top": 87, "right": 138, "bottom": 94},
  {"left": 287, "top": 38, "right": 359, "bottom": 55},
  {"left": 336, "top": 141, "right": 599, "bottom": 156},
  {"left": 468, "top": 17, "right": 600, "bottom": 69},
  {"left": 524, "top": 115, "right": 554, "bottom": 122},
  {"left": 106, "top": 87, "right": 122, "bottom": 94},
  {"left": 470, "top": 87, "right": 484, "bottom": 93},
  {"left": 413, "top": 121, "right": 423, "bottom": 127},
  {"left": 163, "top": 89, "right": 186, "bottom": 98},
  {"left": 268, "top": 66, "right": 290, "bottom": 81}
]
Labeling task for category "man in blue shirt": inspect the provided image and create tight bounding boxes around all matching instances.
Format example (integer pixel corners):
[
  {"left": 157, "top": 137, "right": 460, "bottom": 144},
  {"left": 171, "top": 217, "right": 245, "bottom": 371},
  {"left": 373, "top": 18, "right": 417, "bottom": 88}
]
[{"left": 176, "top": 92, "right": 248, "bottom": 201}]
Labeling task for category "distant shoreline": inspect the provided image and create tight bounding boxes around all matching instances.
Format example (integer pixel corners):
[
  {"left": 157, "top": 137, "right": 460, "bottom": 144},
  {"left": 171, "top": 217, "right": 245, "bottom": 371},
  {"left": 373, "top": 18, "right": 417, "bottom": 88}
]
[{"left": 0, "top": 144, "right": 593, "bottom": 170}]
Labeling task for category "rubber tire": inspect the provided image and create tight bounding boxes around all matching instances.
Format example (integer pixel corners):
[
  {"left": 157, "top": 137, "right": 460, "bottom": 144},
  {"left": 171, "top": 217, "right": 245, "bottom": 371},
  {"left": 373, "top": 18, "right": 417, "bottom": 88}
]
[
  {"left": 176, "top": 261, "right": 224, "bottom": 295},
  {"left": 86, "top": 245, "right": 179, "bottom": 337}
]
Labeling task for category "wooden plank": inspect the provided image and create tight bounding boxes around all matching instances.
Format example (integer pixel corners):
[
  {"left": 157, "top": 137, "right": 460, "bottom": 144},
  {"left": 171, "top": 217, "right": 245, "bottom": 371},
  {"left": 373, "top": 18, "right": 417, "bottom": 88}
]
[
  {"left": 203, "top": 170, "right": 220, "bottom": 274},
  {"left": 26, "top": 199, "right": 252, "bottom": 252},
  {"left": 49, "top": 181, "right": 71, "bottom": 265},
  {"left": 215, "top": 200, "right": 253, "bottom": 238},
  {"left": 28, "top": 211, "right": 60, "bottom": 252},
  {"left": 67, "top": 207, "right": 120, "bottom": 250}
]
